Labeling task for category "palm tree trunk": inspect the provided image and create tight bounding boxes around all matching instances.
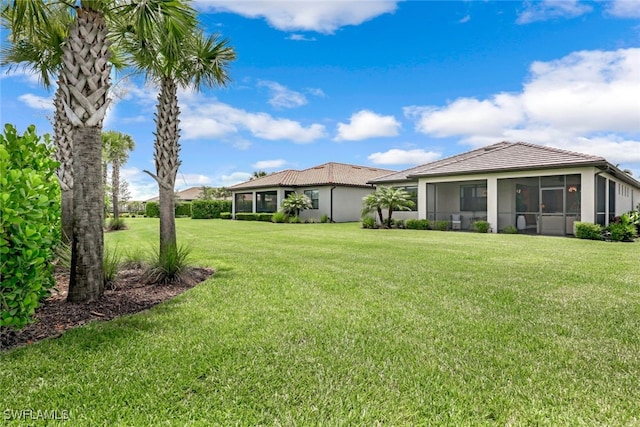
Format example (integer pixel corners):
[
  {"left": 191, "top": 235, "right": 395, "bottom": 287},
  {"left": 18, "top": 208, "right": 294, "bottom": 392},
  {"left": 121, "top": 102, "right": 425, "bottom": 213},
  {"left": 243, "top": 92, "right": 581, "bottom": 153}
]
[
  {"left": 53, "top": 84, "right": 74, "bottom": 244},
  {"left": 69, "top": 126, "right": 104, "bottom": 301},
  {"left": 62, "top": 7, "right": 111, "bottom": 301},
  {"left": 112, "top": 159, "right": 120, "bottom": 219},
  {"left": 154, "top": 77, "right": 181, "bottom": 260}
]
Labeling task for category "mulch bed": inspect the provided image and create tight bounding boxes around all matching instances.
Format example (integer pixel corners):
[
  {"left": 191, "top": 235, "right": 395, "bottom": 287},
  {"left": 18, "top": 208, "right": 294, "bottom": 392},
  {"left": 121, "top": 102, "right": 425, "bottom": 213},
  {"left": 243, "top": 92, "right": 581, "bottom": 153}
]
[{"left": 0, "top": 267, "right": 214, "bottom": 352}]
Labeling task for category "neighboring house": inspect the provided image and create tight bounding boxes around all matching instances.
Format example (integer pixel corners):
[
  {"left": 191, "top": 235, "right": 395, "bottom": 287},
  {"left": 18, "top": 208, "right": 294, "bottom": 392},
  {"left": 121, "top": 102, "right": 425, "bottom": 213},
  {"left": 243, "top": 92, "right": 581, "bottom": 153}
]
[
  {"left": 146, "top": 186, "right": 229, "bottom": 203},
  {"left": 370, "top": 142, "right": 640, "bottom": 235},
  {"left": 227, "top": 162, "right": 396, "bottom": 222}
]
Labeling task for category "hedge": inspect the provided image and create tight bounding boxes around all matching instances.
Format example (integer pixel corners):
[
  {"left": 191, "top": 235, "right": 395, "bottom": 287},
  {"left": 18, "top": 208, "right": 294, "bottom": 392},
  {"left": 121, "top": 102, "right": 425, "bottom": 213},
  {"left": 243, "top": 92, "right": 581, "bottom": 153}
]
[
  {"left": 0, "top": 124, "right": 61, "bottom": 328},
  {"left": 235, "top": 213, "right": 256, "bottom": 221},
  {"left": 191, "top": 200, "right": 232, "bottom": 219},
  {"left": 145, "top": 201, "right": 160, "bottom": 218},
  {"left": 175, "top": 202, "right": 191, "bottom": 217},
  {"left": 574, "top": 222, "right": 602, "bottom": 240}
]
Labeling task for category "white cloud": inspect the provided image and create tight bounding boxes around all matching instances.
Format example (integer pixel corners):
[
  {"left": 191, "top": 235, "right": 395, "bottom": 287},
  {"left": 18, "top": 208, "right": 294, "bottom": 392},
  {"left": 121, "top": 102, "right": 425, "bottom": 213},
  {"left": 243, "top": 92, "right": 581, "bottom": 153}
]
[
  {"left": 287, "top": 34, "right": 317, "bottom": 41},
  {"left": 406, "top": 48, "right": 640, "bottom": 169},
  {"left": 368, "top": 149, "right": 441, "bottom": 165},
  {"left": 180, "top": 96, "right": 327, "bottom": 143},
  {"left": 193, "top": 0, "right": 400, "bottom": 34},
  {"left": 252, "top": 159, "right": 287, "bottom": 170},
  {"left": 258, "top": 80, "right": 308, "bottom": 109},
  {"left": 335, "top": 110, "right": 401, "bottom": 141},
  {"left": 222, "top": 171, "right": 252, "bottom": 187},
  {"left": 176, "top": 173, "right": 213, "bottom": 187},
  {"left": 606, "top": 0, "right": 640, "bottom": 18},
  {"left": 120, "top": 167, "right": 159, "bottom": 201},
  {"left": 19, "top": 94, "right": 54, "bottom": 111},
  {"left": 458, "top": 15, "right": 470, "bottom": 24},
  {"left": 306, "top": 87, "right": 326, "bottom": 97},
  {"left": 516, "top": 0, "right": 593, "bottom": 24}
]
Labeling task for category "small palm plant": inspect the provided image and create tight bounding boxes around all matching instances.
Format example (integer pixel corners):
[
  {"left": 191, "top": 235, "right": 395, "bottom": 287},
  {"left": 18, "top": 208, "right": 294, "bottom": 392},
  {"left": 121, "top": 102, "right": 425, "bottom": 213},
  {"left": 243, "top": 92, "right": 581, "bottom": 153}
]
[{"left": 281, "top": 193, "right": 312, "bottom": 218}]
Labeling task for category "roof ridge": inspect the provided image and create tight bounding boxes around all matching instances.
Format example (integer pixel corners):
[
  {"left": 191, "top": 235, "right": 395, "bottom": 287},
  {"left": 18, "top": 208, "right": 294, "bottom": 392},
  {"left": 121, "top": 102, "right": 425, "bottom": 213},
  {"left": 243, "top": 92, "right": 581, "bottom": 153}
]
[{"left": 513, "top": 141, "right": 605, "bottom": 160}]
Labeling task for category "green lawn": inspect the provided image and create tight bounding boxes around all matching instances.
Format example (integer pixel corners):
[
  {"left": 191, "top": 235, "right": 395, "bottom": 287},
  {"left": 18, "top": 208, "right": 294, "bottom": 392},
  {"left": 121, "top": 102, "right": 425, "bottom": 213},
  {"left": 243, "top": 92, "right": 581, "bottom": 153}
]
[{"left": 2, "top": 218, "right": 639, "bottom": 425}]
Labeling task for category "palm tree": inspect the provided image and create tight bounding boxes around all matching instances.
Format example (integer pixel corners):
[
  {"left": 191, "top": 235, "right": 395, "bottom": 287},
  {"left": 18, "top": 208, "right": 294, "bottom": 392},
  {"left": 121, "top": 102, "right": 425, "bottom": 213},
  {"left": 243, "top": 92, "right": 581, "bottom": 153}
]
[
  {"left": 251, "top": 171, "right": 267, "bottom": 180},
  {"left": 281, "top": 193, "right": 312, "bottom": 218},
  {"left": 102, "top": 131, "right": 135, "bottom": 220},
  {"left": 3, "top": 0, "right": 197, "bottom": 302},
  {"left": 376, "top": 186, "right": 415, "bottom": 227},
  {"left": 1, "top": 4, "right": 74, "bottom": 243},
  {"left": 361, "top": 191, "right": 384, "bottom": 225},
  {"left": 120, "top": 8, "right": 236, "bottom": 261}
]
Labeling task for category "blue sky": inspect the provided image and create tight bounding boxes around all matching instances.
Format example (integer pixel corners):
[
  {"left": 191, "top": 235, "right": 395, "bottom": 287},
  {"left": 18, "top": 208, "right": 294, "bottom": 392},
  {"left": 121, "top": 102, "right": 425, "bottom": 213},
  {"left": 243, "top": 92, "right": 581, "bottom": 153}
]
[{"left": 1, "top": 0, "right": 639, "bottom": 200}]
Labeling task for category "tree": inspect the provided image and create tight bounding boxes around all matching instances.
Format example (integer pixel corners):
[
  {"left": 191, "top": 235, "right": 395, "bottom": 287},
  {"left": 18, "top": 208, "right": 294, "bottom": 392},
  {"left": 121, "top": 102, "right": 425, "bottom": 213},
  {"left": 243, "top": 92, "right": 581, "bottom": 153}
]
[
  {"left": 3, "top": 0, "right": 197, "bottom": 302},
  {"left": 377, "top": 186, "right": 415, "bottom": 227},
  {"left": 251, "top": 171, "right": 267, "bottom": 180},
  {"left": 281, "top": 193, "right": 312, "bottom": 218},
  {"left": 102, "top": 130, "right": 135, "bottom": 220},
  {"left": 120, "top": 7, "right": 236, "bottom": 261},
  {"left": 363, "top": 186, "right": 415, "bottom": 227},
  {"left": 361, "top": 192, "right": 384, "bottom": 225}
]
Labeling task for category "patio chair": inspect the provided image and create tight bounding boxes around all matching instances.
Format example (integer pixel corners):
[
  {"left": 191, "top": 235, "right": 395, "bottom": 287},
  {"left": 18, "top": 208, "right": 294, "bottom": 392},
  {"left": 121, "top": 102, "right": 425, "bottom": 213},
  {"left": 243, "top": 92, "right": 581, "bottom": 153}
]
[{"left": 451, "top": 214, "right": 462, "bottom": 230}]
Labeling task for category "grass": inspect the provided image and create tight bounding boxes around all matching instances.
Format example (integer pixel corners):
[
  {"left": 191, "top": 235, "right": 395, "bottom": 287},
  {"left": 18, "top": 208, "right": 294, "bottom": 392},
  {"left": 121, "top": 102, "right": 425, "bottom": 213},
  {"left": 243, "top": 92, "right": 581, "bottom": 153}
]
[{"left": 2, "top": 218, "right": 639, "bottom": 425}]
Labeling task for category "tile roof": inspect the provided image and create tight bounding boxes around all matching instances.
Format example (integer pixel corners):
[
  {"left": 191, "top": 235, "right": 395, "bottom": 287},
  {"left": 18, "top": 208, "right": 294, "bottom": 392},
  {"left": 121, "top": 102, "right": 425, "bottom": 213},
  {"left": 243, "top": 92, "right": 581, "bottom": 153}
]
[
  {"left": 146, "top": 186, "right": 228, "bottom": 202},
  {"left": 371, "top": 142, "right": 608, "bottom": 182},
  {"left": 228, "top": 162, "right": 396, "bottom": 190}
]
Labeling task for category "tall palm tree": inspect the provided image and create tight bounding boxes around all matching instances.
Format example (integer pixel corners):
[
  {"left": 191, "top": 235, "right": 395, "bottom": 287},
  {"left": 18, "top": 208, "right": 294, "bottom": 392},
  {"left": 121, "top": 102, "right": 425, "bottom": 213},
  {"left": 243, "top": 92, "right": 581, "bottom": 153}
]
[
  {"left": 119, "top": 8, "right": 236, "bottom": 261},
  {"left": 1, "top": 4, "right": 74, "bottom": 244},
  {"left": 3, "top": 0, "right": 196, "bottom": 302},
  {"left": 102, "top": 131, "right": 135, "bottom": 220}
]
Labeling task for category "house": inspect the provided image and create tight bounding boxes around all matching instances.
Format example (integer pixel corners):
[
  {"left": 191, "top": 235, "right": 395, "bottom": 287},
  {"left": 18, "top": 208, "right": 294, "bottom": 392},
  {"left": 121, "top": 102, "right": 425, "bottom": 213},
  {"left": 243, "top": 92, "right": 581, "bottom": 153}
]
[
  {"left": 370, "top": 142, "right": 640, "bottom": 235},
  {"left": 227, "top": 162, "right": 395, "bottom": 222},
  {"left": 145, "top": 186, "right": 229, "bottom": 203}
]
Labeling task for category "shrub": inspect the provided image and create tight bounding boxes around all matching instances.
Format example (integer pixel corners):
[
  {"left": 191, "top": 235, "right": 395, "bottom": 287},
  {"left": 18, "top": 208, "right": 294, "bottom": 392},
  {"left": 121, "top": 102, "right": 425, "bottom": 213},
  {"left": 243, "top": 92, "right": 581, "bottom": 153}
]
[
  {"left": 272, "top": 211, "right": 288, "bottom": 223},
  {"left": 288, "top": 216, "right": 302, "bottom": 224},
  {"left": 257, "top": 213, "right": 273, "bottom": 222},
  {"left": 574, "top": 222, "right": 603, "bottom": 240},
  {"left": 627, "top": 208, "right": 640, "bottom": 235},
  {"left": 320, "top": 214, "right": 329, "bottom": 223},
  {"left": 103, "top": 246, "right": 122, "bottom": 287},
  {"left": 106, "top": 217, "right": 127, "bottom": 231},
  {"left": 191, "top": 200, "right": 232, "bottom": 219},
  {"left": 432, "top": 220, "right": 450, "bottom": 231},
  {"left": 472, "top": 220, "right": 491, "bottom": 233},
  {"left": 391, "top": 219, "right": 405, "bottom": 229},
  {"left": 175, "top": 202, "right": 192, "bottom": 217},
  {"left": 606, "top": 215, "right": 637, "bottom": 242},
  {"left": 145, "top": 202, "right": 160, "bottom": 218},
  {"left": 235, "top": 213, "right": 256, "bottom": 221},
  {"left": 405, "top": 219, "right": 430, "bottom": 230},
  {"left": 502, "top": 225, "right": 518, "bottom": 234},
  {"left": 361, "top": 216, "right": 377, "bottom": 229},
  {"left": 220, "top": 212, "right": 232, "bottom": 219},
  {"left": 145, "top": 244, "right": 193, "bottom": 285},
  {"left": 0, "top": 125, "right": 61, "bottom": 329}
]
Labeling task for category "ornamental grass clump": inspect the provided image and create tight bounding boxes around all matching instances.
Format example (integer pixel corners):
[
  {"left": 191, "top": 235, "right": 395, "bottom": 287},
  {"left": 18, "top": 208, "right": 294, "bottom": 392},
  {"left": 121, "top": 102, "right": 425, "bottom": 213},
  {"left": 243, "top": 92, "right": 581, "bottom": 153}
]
[{"left": 145, "top": 244, "right": 194, "bottom": 285}]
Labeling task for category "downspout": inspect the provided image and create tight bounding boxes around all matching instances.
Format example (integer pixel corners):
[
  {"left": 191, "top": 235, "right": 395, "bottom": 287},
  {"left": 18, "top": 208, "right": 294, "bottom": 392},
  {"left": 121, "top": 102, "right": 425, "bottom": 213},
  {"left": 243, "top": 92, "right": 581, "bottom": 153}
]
[{"left": 330, "top": 186, "right": 336, "bottom": 222}]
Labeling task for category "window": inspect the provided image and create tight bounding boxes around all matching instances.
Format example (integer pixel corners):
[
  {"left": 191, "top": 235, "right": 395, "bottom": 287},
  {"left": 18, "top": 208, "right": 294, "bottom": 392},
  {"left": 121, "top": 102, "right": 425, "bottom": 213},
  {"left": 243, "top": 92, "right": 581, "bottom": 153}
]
[
  {"left": 394, "top": 186, "right": 417, "bottom": 211},
  {"left": 235, "top": 193, "right": 253, "bottom": 213},
  {"left": 460, "top": 184, "right": 487, "bottom": 211},
  {"left": 304, "top": 189, "right": 319, "bottom": 209},
  {"left": 256, "top": 191, "right": 277, "bottom": 213}
]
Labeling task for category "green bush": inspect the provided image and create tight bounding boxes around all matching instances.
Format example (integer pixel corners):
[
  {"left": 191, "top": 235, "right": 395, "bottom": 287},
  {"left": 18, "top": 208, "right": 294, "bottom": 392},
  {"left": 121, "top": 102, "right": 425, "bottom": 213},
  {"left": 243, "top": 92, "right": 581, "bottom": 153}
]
[
  {"left": 220, "top": 212, "right": 232, "bottom": 219},
  {"left": 144, "top": 244, "right": 193, "bottom": 285},
  {"left": 0, "top": 124, "right": 61, "bottom": 329},
  {"left": 175, "top": 202, "right": 192, "bottom": 217},
  {"left": 235, "top": 213, "right": 256, "bottom": 221},
  {"left": 432, "top": 220, "right": 450, "bottom": 231},
  {"left": 272, "top": 211, "right": 288, "bottom": 223},
  {"left": 106, "top": 217, "right": 127, "bottom": 231},
  {"left": 320, "top": 214, "right": 329, "bottom": 223},
  {"left": 288, "top": 216, "right": 302, "bottom": 224},
  {"left": 405, "top": 219, "right": 430, "bottom": 230},
  {"left": 361, "top": 216, "right": 376, "bottom": 229},
  {"left": 257, "top": 213, "right": 274, "bottom": 222},
  {"left": 145, "top": 202, "right": 160, "bottom": 218},
  {"left": 472, "top": 220, "right": 491, "bottom": 233},
  {"left": 606, "top": 215, "right": 637, "bottom": 242},
  {"left": 574, "top": 222, "right": 603, "bottom": 240},
  {"left": 191, "top": 200, "right": 232, "bottom": 219},
  {"left": 501, "top": 225, "right": 518, "bottom": 234}
]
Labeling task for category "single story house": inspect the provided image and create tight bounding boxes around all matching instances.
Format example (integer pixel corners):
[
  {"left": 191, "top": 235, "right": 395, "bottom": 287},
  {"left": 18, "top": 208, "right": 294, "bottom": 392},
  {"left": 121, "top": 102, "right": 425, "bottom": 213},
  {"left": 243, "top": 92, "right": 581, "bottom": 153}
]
[
  {"left": 370, "top": 142, "right": 640, "bottom": 235},
  {"left": 227, "top": 162, "right": 395, "bottom": 222}
]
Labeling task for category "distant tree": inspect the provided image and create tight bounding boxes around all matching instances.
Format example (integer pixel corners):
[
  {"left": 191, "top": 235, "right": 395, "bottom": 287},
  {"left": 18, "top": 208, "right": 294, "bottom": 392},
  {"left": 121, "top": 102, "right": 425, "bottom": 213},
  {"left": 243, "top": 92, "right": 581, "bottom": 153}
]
[
  {"left": 213, "top": 187, "right": 231, "bottom": 199},
  {"left": 251, "top": 171, "right": 267, "bottom": 180},
  {"left": 102, "top": 131, "right": 135, "bottom": 220},
  {"left": 199, "top": 186, "right": 217, "bottom": 200}
]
